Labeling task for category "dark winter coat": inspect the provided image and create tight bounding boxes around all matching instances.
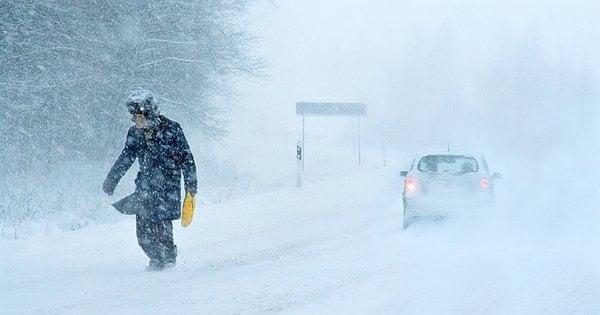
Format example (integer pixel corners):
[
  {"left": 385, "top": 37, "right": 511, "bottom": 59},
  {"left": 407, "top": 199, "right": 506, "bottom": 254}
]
[{"left": 104, "top": 115, "right": 197, "bottom": 222}]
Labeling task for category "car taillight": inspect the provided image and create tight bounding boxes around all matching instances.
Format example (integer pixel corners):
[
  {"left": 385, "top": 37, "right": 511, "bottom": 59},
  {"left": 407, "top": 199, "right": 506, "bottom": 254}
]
[
  {"left": 405, "top": 177, "right": 417, "bottom": 192},
  {"left": 480, "top": 178, "right": 490, "bottom": 189}
]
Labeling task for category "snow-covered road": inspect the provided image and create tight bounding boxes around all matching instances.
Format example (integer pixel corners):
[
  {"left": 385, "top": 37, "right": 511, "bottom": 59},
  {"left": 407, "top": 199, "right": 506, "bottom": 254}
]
[{"left": 1, "top": 168, "right": 598, "bottom": 314}]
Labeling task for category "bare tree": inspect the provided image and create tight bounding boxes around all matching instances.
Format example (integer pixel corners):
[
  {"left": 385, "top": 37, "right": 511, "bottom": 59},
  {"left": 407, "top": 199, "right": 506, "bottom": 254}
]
[{"left": 0, "top": 0, "right": 263, "bottom": 172}]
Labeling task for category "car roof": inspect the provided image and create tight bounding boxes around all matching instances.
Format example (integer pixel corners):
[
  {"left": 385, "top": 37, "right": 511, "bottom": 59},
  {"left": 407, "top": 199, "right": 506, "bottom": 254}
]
[{"left": 414, "top": 152, "right": 484, "bottom": 160}]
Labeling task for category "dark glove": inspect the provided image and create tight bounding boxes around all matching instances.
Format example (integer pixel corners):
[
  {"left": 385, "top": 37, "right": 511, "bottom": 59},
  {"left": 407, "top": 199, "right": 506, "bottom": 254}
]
[{"left": 103, "top": 178, "right": 115, "bottom": 196}]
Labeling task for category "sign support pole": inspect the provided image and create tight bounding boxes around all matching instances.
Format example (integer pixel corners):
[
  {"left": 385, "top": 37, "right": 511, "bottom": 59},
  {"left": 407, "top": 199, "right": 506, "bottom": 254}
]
[
  {"left": 358, "top": 116, "right": 362, "bottom": 166},
  {"left": 296, "top": 141, "right": 302, "bottom": 188},
  {"left": 302, "top": 115, "right": 305, "bottom": 170},
  {"left": 383, "top": 141, "right": 386, "bottom": 167}
]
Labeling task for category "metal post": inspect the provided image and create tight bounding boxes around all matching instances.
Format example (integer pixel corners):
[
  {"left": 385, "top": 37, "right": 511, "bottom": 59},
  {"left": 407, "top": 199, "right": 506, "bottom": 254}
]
[
  {"left": 302, "top": 115, "right": 305, "bottom": 170},
  {"left": 358, "top": 117, "right": 362, "bottom": 166},
  {"left": 383, "top": 141, "right": 386, "bottom": 167},
  {"left": 297, "top": 141, "right": 302, "bottom": 188}
]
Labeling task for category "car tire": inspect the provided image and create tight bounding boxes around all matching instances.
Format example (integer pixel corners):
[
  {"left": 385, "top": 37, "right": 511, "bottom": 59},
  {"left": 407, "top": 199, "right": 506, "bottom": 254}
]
[
  {"left": 403, "top": 215, "right": 411, "bottom": 230},
  {"left": 403, "top": 199, "right": 411, "bottom": 230}
]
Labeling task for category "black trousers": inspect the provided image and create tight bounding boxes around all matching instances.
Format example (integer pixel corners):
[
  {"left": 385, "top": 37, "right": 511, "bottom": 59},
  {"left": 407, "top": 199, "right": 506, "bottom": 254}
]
[{"left": 136, "top": 216, "right": 177, "bottom": 263}]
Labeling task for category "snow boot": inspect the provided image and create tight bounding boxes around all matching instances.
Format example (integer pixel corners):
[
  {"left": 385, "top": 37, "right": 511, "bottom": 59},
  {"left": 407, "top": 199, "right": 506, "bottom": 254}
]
[
  {"left": 163, "top": 261, "right": 176, "bottom": 270},
  {"left": 145, "top": 259, "right": 164, "bottom": 272}
]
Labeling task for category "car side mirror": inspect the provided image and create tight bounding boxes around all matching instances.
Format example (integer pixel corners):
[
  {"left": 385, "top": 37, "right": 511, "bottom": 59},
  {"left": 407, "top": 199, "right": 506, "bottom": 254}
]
[
  {"left": 400, "top": 171, "right": 408, "bottom": 177},
  {"left": 492, "top": 172, "right": 501, "bottom": 180}
]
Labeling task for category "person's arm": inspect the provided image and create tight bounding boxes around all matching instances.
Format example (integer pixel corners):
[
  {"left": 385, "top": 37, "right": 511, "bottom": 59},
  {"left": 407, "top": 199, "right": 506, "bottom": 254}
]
[
  {"left": 103, "top": 128, "right": 138, "bottom": 195},
  {"left": 176, "top": 124, "right": 197, "bottom": 195}
]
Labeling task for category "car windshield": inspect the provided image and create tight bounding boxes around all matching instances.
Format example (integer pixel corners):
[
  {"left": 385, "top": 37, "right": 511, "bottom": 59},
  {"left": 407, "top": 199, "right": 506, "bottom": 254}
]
[{"left": 417, "top": 155, "right": 479, "bottom": 174}]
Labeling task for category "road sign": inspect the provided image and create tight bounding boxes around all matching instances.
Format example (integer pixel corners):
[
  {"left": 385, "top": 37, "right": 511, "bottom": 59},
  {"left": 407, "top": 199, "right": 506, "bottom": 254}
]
[
  {"left": 295, "top": 102, "right": 367, "bottom": 168},
  {"left": 296, "top": 143, "right": 303, "bottom": 160},
  {"left": 296, "top": 102, "right": 367, "bottom": 116}
]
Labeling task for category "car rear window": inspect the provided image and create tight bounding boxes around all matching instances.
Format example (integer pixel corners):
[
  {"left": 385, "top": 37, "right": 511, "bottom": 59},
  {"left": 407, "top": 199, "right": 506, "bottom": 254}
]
[{"left": 417, "top": 155, "right": 479, "bottom": 174}]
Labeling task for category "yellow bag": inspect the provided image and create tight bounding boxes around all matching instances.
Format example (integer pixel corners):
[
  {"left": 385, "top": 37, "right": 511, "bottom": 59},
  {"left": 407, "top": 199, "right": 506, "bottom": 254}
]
[{"left": 181, "top": 192, "right": 196, "bottom": 227}]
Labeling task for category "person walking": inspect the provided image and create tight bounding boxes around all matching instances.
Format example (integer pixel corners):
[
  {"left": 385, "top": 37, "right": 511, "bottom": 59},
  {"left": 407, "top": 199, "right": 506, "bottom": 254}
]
[{"left": 103, "top": 90, "right": 197, "bottom": 271}]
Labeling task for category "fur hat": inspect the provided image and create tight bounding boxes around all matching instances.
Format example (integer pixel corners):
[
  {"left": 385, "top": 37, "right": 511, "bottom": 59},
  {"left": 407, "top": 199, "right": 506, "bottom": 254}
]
[{"left": 126, "top": 89, "right": 159, "bottom": 115}]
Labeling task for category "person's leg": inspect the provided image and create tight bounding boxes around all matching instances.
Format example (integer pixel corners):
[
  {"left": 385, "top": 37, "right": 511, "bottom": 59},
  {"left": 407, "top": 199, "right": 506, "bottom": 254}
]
[
  {"left": 136, "top": 215, "right": 163, "bottom": 264},
  {"left": 157, "top": 220, "right": 177, "bottom": 264}
]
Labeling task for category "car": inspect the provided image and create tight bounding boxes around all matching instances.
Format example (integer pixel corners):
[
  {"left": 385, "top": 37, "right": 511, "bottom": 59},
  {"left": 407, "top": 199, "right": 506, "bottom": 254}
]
[{"left": 399, "top": 152, "right": 501, "bottom": 229}]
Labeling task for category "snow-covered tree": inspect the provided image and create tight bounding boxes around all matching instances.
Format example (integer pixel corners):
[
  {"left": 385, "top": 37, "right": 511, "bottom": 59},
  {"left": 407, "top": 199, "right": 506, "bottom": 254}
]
[{"left": 0, "top": 0, "right": 262, "bottom": 172}]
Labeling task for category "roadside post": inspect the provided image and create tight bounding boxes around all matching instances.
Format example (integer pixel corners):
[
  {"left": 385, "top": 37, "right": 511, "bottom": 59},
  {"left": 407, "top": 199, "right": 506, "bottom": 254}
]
[
  {"left": 296, "top": 141, "right": 303, "bottom": 188},
  {"left": 383, "top": 141, "right": 386, "bottom": 167}
]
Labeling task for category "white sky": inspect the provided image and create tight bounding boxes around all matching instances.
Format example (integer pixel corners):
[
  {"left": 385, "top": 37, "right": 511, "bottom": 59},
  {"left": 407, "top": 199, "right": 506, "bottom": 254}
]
[{"left": 229, "top": 0, "right": 598, "bottom": 156}]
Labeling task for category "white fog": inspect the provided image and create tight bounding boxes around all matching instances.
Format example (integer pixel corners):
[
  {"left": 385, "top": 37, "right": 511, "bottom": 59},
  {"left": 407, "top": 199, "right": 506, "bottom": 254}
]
[{"left": 1, "top": 0, "right": 598, "bottom": 314}]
